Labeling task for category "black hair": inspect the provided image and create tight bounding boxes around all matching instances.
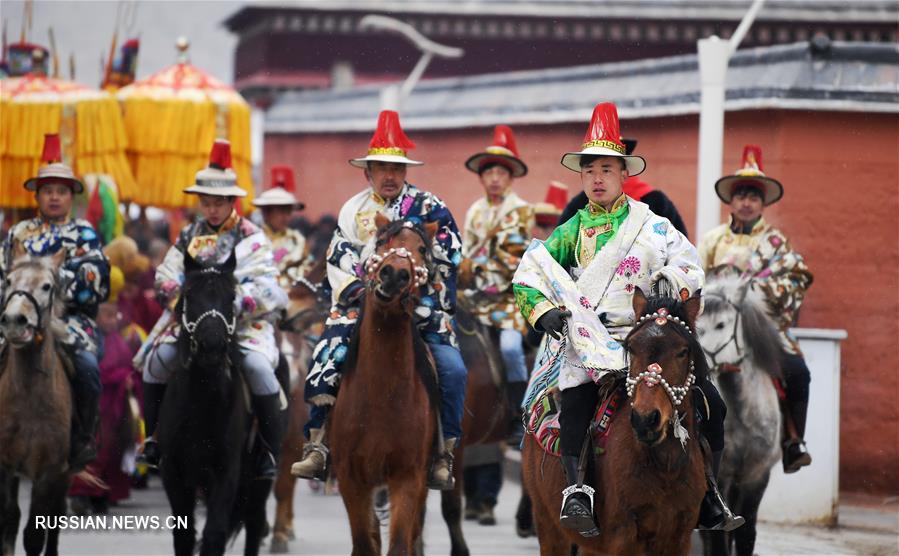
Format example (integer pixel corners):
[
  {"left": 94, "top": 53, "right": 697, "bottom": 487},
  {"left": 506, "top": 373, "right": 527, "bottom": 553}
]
[
  {"left": 579, "top": 155, "right": 626, "bottom": 171},
  {"left": 731, "top": 183, "right": 764, "bottom": 200},
  {"left": 477, "top": 161, "right": 513, "bottom": 177}
]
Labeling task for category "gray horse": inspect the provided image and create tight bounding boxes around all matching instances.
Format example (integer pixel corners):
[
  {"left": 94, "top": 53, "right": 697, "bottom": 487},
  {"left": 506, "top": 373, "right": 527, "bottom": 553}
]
[{"left": 696, "top": 274, "right": 784, "bottom": 556}]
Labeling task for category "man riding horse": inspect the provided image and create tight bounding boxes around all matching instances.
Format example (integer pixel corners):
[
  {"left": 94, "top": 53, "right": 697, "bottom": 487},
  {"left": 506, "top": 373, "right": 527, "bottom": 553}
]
[
  {"left": 136, "top": 140, "right": 288, "bottom": 479},
  {"left": 252, "top": 165, "right": 311, "bottom": 289},
  {"left": 459, "top": 125, "right": 535, "bottom": 446},
  {"left": 290, "top": 110, "right": 467, "bottom": 490},
  {"left": 512, "top": 103, "right": 743, "bottom": 536},
  {"left": 0, "top": 133, "right": 109, "bottom": 473},
  {"left": 698, "top": 145, "right": 814, "bottom": 473}
]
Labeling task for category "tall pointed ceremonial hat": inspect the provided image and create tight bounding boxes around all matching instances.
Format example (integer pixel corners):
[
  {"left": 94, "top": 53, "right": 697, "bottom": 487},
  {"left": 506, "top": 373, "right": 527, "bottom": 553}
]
[
  {"left": 534, "top": 181, "right": 569, "bottom": 226},
  {"left": 24, "top": 134, "right": 85, "bottom": 193},
  {"left": 252, "top": 165, "right": 305, "bottom": 209},
  {"left": 464, "top": 125, "right": 527, "bottom": 177},
  {"left": 715, "top": 145, "right": 783, "bottom": 206},
  {"left": 184, "top": 139, "right": 247, "bottom": 197},
  {"left": 560, "top": 102, "right": 645, "bottom": 176},
  {"left": 349, "top": 110, "right": 423, "bottom": 168}
]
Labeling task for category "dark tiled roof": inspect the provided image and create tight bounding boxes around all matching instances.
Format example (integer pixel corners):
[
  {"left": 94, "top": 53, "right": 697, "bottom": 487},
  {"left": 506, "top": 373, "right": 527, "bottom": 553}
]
[{"left": 265, "top": 40, "right": 899, "bottom": 133}]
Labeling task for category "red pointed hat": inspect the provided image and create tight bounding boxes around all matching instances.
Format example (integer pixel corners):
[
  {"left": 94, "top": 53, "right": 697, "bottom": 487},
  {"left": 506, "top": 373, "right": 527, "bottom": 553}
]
[
  {"left": 252, "top": 165, "right": 305, "bottom": 209},
  {"left": 714, "top": 145, "right": 783, "bottom": 206},
  {"left": 534, "top": 181, "right": 569, "bottom": 226},
  {"left": 464, "top": 125, "right": 528, "bottom": 177},
  {"left": 349, "top": 110, "right": 423, "bottom": 168},
  {"left": 184, "top": 139, "right": 247, "bottom": 197},
  {"left": 23, "top": 133, "right": 84, "bottom": 193},
  {"left": 560, "top": 103, "right": 645, "bottom": 176}
]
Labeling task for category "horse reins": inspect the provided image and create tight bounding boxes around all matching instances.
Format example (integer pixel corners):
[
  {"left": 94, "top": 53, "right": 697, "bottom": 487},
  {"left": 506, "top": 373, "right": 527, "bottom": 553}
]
[
  {"left": 364, "top": 223, "right": 431, "bottom": 306},
  {"left": 700, "top": 292, "right": 744, "bottom": 371}
]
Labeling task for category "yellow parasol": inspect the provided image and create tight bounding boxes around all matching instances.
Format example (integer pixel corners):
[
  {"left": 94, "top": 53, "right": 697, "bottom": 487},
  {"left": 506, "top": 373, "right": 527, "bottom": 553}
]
[
  {"left": 0, "top": 70, "right": 137, "bottom": 208},
  {"left": 116, "top": 38, "right": 253, "bottom": 211}
]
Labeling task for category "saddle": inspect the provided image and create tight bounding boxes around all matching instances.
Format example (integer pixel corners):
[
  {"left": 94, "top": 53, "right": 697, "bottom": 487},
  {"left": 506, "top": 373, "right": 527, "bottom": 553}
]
[{"left": 526, "top": 384, "right": 624, "bottom": 458}]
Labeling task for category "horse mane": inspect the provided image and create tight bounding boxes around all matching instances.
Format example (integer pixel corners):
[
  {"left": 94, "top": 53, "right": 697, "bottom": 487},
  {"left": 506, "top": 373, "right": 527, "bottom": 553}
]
[
  {"left": 626, "top": 295, "right": 710, "bottom": 383},
  {"left": 704, "top": 276, "right": 784, "bottom": 378}
]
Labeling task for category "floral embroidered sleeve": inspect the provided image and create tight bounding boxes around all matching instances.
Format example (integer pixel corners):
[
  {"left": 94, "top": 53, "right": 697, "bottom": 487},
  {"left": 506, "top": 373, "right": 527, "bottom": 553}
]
[
  {"left": 61, "top": 221, "right": 110, "bottom": 316},
  {"left": 418, "top": 192, "right": 463, "bottom": 315},
  {"left": 325, "top": 224, "right": 364, "bottom": 305},
  {"left": 513, "top": 215, "right": 578, "bottom": 327},
  {"left": 233, "top": 230, "right": 287, "bottom": 322},
  {"left": 649, "top": 220, "right": 705, "bottom": 299},
  {"left": 154, "top": 241, "right": 186, "bottom": 310},
  {"left": 751, "top": 232, "right": 813, "bottom": 329}
]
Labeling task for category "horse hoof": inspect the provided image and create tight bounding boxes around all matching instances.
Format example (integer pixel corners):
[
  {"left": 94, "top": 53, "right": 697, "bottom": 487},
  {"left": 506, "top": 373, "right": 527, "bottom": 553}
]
[{"left": 270, "top": 536, "right": 289, "bottom": 554}]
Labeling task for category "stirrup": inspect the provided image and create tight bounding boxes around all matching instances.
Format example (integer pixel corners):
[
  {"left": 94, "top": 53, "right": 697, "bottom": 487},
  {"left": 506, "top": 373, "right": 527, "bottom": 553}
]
[
  {"left": 560, "top": 484, "right": 600, "bottom": 538},
  {"left": 292, "top": 442, "right": 329, "bottom": 481}
]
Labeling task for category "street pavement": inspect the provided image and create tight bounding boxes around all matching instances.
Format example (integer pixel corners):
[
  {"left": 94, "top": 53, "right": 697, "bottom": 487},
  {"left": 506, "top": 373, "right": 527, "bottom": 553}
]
[{"left": 13, "top": 471, "right": 899, "bottom": 555}]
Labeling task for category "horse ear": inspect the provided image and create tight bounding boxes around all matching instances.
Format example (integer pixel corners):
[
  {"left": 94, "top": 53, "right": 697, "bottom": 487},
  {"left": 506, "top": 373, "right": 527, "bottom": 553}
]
[
  {"left": 374, "top": 212, "right": 390, "bottom": 233},
  {"left": 632, "top": 286, "right": 648, "bottom": 317},
  {"left": 423, "top": 221, "right": 439, "bottom": 242},
  {"left": 222, "top": 250, "right": 237, "bottom": 274},
  {"left": 684, "top": 289, "right": 702, "bottom": 326}
]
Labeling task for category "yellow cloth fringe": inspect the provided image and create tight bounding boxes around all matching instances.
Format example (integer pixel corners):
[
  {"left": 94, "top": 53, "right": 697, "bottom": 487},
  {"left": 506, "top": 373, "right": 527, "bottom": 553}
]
[
  {"left": 0, "top": 96, "right": 137, "bottom": 209},
  {"left": 120, "top": 97, "right": 254, "bottom": 212}
]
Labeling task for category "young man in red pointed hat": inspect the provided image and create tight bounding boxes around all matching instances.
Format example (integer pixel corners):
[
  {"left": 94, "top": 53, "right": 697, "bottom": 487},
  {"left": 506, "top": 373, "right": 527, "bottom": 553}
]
[
  {"left": 291, "top": 110, "right": 466, "bottom": 490},
  {"left": 512, "top": 102, "right": 743, "bottom": 535},
  {"left": 135, "top": 139, "right": 289, "bottom": 479},
  {"left": 252, "top": 166, "right": 310, "bottom": 288},
  {"left": 558, "top": 137, "right": 689, "bottom": 237},
  {"left": 459, "top": 125, "right": 535, "bottom": 447},
  {"left": 0, "top": 133, "right": 110, "bottom": 472},
  {"left": 698, "top": 145, "right": 814, "bottom": 473}
]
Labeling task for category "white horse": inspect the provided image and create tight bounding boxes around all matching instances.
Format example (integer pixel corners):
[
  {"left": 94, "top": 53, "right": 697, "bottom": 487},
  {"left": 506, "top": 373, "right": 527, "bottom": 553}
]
[{"left": 696, "top": 273, "right": 784, "bottom": 556}]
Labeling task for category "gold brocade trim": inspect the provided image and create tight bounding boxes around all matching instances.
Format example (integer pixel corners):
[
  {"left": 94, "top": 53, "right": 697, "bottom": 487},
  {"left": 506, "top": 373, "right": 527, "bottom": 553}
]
[
  {"left": 587, "top": 194, "right": 628, "bottom": 216},
  {"left": 528, "top": 300, "right": 557, "bottom": 329},
  {"left": 368, "top": 147, "right": 406, "bottom": 157},
  {"left": 355, "top": 210, "right": 379, "bottom": 243},
  {"left": 485, "top": 146, "right": 515, "bottom": 156},
  {"left": 581, "top": 139, "right": 625, "bottom": 154}
]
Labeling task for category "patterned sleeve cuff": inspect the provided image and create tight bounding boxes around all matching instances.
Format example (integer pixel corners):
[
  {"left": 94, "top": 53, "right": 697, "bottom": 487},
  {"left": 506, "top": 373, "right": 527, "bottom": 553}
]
[
  {"left": 333, "top": 276, "right": 362, "bottom": 305},
  {"left": 527, "top": 300, "right": 557, "bottom": 329}
]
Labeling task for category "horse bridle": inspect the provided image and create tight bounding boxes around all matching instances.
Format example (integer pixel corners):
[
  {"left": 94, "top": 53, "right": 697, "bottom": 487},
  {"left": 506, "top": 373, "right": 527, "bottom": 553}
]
[
  {"left": 364, "top": 224, "right": 430, "bottom": 301},
  {"left": 180, "top": 268, "right": 236, "bottom": 354},
  {"left": 625, "top": 307, "right": 696, "bottom": 409},
  {"left": 1, "top": 287, "right": 54, "bottom": 344},
  {"left": 700, "top": 292, "right": 744, "bottom": 371}
]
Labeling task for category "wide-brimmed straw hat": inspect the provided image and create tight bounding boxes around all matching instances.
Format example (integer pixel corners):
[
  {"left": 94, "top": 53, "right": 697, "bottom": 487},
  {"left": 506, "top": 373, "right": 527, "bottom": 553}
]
[
  {"left": 183, "top": 139, "right": 247, "bottom": 197},
  {"left": 560, "top": 102, "right": 645, "bottom": 176},
  {"left": 252, "top": 166, "right": 306, "bottom": 209},
  {"left": 23, "top": 134, "right": 85, "bottom": 193},
  {"left": 349, "top": 110, "right": 423, "bottom": 168},
  {"left": 714, "top": 145, "right": 784, "bottom": 206},
  {"left": 464, "top": 125, "right": 527, "bottom": 177}
]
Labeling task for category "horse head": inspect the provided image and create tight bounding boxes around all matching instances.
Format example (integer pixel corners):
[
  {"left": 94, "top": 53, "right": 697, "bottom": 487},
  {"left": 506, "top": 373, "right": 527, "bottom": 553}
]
[
  {"left": 0, "top": 247, "right": 64, "bottom": 349},
  {"left": 624, "top": 288, "right": 705, "bottom": 446},
  {"left": 178, "top": 249, "right": 238, "bottom": 369},
  {"left": 695, "top": 272, "right": 783, "bottom": 377},
  {"left": 364, "top": 214, "right": 436, "bottom": 312}
]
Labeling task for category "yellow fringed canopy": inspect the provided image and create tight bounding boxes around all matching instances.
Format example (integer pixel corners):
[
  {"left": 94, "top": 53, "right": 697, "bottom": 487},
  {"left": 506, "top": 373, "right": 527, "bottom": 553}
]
[
  {"left": 117, "top": 62, "right": 254, "bottom": 212},
  {"left": 0, "top": 74, "right": 137, "bottom": 209}
]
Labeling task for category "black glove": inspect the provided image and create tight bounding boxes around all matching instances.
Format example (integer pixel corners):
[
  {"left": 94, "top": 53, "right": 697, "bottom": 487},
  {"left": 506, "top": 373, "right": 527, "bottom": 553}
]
[{"left": 536, "top": 308, "right": 571, "bottom": 340}]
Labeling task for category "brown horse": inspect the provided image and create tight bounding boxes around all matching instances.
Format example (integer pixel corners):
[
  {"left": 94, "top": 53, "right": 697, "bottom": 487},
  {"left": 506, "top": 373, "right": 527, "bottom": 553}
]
[
  {"left": 270, "top": 258, "right": 327, "bottom": 554},
  {"left": 522, "top": 290, "right": 707, "bottom": 556},
  {"left": 330, "top": 216, "right": 439, "bottom": 556},
  {"left": 0, "top": 250, "right": 72, "bottom": 556}
]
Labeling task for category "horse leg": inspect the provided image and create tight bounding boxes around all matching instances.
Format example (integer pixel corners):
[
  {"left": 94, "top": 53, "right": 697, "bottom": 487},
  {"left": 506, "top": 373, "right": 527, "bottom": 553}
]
[
  {"left": 0, "top": 473, "right": 21, "bottom": 556},
  {"left": 23, "top": 476, "right": 59, "bottom": 556},
  {"left": 440, "top": 460, "right": 469, "bottom": 556},
  {"left": 338, "top": 480, "right": 376, "bottom": 556},
  {"left": 200, "top": 474, "right": 241, "bottom": 556},
  {"left": 243, "top": 478, "right": 274, "bottom": 556},
  {"left": 530, "top": 495, "right": 570, "bottom": 556},
  {"left": 386, "top": 474, "right": 428, "bottom": 556},
  {"left": 732, "top": 478, "right": 769, "bottom": 556},
  {"left": 515, "top": 485, "right": 535, "bottom": 538},
  {"left": 163, "top": 474, "right": 197, "bottom": 556},
  {"left": 41, "top": 475, "right": 69, "bottom": 556}
]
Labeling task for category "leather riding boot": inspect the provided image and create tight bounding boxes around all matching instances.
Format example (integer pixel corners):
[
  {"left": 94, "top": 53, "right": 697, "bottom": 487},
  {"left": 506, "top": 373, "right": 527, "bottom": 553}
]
[
  {"left": 697, "top": 450, "right": 745, "bottom": 531},
  {"left": 559, "top": 454, "right": 599, "bottom": 537},
  {"left": 505, "top": 381, "right": 528, "bottom": 448},
  {"left": 136, "top": 383, "right": 167, "bottom": 469},
  {"left": 252, "top": 393, "right": 286, "bottom": 480},
  {"left": 290, "top": 426, "right": 329, "bottom": 480},
  {"left": 69, "top": 381, "right": 100, "bottom": 473},
  {"left": 428, "top": 438, "right": 458, "bottom": 490},
  {"left": 782, "top": 396, "right": 812, "bottom": 473}
]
